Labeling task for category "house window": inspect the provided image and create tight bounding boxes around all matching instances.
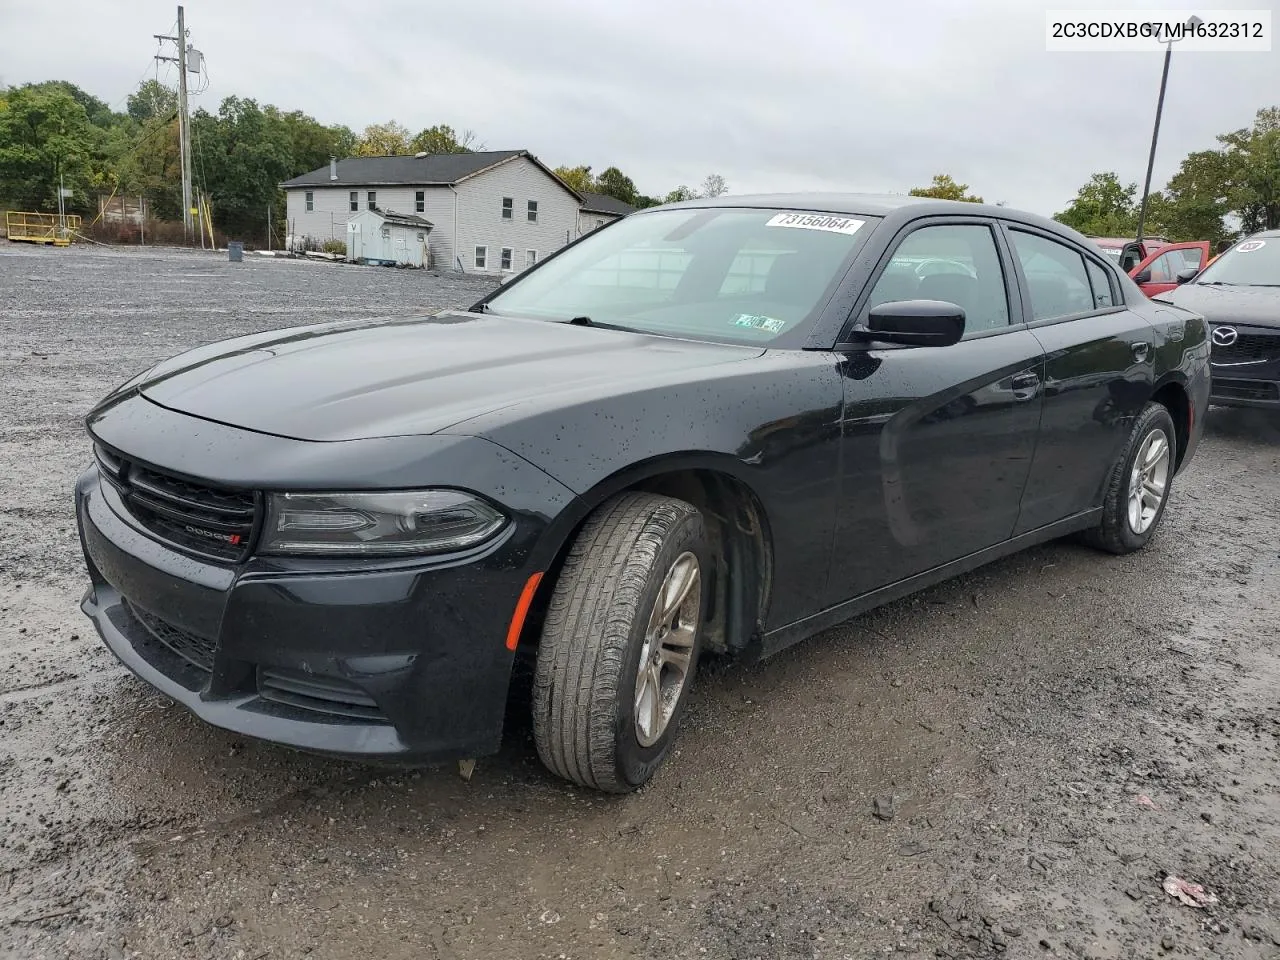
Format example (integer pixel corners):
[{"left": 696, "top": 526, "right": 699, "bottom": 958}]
[
  {"left": 349, "top": 191, "right": 358, "bottom": 212},
  {"left": 475, "top": 246, "right": 487, "bottom": 269},
  {"left": 501, "top": 197, "right": 513, "bottom": 219},
  {"left": 305, "top": 190, "right": 314, "bottom": 212},
  {"left": 415, "top": 190, "right": 425, "bottom": 213},
  {"left": 380, "top": 226, "right": 390, "bottom": 239},
  {"left": 527, "top": 200, "right": 538, "bottom": 223},
  {"left": 501, "top": 248, "right": 513, "bottom": 271},
  {"left": 416, "top": 232, "right": 425, "bottom": 242},
  {"left": 526, "top": 249, "right": 538, "bottom": 268},
  {"left": 367, "top": 191, "right": 376, "bottom": 211}
]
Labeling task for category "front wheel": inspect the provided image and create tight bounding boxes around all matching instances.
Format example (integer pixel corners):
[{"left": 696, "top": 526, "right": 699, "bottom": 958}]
[
  {"left": 532, "top": 492, "right": 708, "bottom": 793},
  {"left": 1082, "top": 402, "right": 1177, "bottom": 555}
]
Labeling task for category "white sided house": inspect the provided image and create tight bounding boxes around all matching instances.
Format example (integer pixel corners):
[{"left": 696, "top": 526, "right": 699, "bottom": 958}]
[
  {"left": 281, "top": 151, "right": 635, "bottom": 274},
  {"left": 578, "top": 192, "right": 635, "bottom": 236}
]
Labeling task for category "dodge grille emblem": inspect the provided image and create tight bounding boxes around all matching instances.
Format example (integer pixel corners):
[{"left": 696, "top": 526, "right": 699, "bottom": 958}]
[{"left": 1211, "top": 326, "right": 1238, "bottom": 347}]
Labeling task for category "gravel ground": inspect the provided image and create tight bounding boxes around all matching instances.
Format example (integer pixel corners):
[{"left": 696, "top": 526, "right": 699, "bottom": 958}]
[{"left": 1, "top": 243, "right": 1277, "bottom": 960}]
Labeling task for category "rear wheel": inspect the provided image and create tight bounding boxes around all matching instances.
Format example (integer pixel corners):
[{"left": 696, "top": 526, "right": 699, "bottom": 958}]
[
  {"left": 532, "top": 492, "right": 708, "bottom": 792},
  {"left": 1082, "top": 402, "right": 1177, "bottom": 555}
]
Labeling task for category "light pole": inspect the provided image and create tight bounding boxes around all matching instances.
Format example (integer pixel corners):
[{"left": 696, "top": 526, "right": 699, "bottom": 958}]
[{"left": 1135, "top": 15, "right": 1202, "bottom": 242}]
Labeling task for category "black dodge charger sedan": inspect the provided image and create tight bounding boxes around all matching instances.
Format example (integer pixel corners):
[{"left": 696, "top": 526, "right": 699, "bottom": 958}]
[
  {"left": 76, "top": 194, "right": 1211, "bottom": 792},
  {"left": 1152, "top": 229, "right": 1280, "bottom": 409}
]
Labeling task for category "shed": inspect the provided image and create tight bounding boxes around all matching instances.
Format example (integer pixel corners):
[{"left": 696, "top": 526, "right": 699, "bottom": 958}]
[{"left": 345, "top": 209, "right": 433, "bottom": 267}]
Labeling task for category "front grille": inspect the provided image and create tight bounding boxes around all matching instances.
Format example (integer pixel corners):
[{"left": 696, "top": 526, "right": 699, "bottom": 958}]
[
  {"left": 128, "top": 601, "right": 218, "bottom": 672},
  {"left": 95, "top": 444, "right": 259, "bottom": 562},
  {"left": 1212, "top": 378, "right": 1280, "bottom": 402},
  {"left": 258, "top": 667, "right": 389, "bottom": 723},
  {"left": 1211, "top": 333, "right": 1280, "bottom": 366}
]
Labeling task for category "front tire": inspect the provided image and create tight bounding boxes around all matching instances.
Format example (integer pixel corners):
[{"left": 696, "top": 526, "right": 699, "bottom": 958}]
[
  {"left": 532, "top": 492, "right": 709, "bottom": 793},
  {"left": 1083, "top": 402, "right": 1177, "bottom": 555}
]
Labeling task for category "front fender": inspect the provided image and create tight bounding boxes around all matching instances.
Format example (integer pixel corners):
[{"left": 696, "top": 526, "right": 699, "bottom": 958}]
[{"left": 451, "top": 351, "right": 847, "bottom": 629}]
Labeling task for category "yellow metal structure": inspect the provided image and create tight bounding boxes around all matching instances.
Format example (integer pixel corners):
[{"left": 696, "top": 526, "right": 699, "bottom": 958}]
[{"left": 5, "top": 212, "right": 81, "bottom": 246}]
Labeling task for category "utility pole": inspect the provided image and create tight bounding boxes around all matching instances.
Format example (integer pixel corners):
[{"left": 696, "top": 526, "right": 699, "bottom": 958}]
[
  {"left": 155, "top": 5, "right": 195, "bottom": 243},
  {"left": 1135, "top": 15, "right": 1202, "bottom": 244},
  {"left": 1135, "top": 42, "right": 1172, "bottom": 243}
]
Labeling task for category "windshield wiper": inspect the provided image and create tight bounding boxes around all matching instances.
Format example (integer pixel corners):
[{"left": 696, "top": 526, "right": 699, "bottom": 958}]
[
  {"left": 1196, "top": 281, "right": 1238, "bottom": 286},
  {"left": 562, "top": 315, "right": 636, "bottom": 332}
]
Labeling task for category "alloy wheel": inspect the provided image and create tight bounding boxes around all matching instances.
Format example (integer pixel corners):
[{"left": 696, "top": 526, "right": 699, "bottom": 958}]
[
  {"left": 1127, "top": 428, "right": 1171, "bottom": 534},
  {"left": 634, "top": 551, "right": 700, "bottom": 747}
]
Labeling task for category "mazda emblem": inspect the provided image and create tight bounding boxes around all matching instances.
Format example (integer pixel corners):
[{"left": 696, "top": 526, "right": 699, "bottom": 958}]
[{"left": 1211, "top": 326, "right": 1238, "bottom": 347}]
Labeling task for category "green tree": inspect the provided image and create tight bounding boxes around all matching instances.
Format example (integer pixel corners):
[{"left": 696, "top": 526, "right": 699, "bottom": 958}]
[
  {"left": 274, "top": 107, "right": 346, "bottom": 172},
  {"left": 327, "top": 124, "right": 358, "bottom": 158},
  {"left": 409, "top": 124, "right": 481, "bottom": 155},
  {"left": 0, "top": 83, "right": 104, "bottom": 211},
  {"left": 664, "top": 185, "right": 697, "bottom": 203},
  {"left": 1053, "top": 172, "right": 1139, "bottom": 236},
  {"left": 909, "top": 173, "right": 982, "bottom": 203},
  {"left": 191, "top": 96, "right": 294, "bottom": 237},
  {"left": 24, "top": 80, "right": 117, "bottom": 129},
  {"left": 355, "top": 120, "right": 410, "bottom": 156},
  {"left": 554, "top": 164, "right": 595, "bottom": 194},
  {"left": 1153, "top": 150, "right": 1233, "bottom": 245},
  {"left": 1218, "top": 107, "right": 1280, "bottom": 232},
  {"left": 595, "top": 165, "right": 639, "bottom": 205},
  {"left": 126, "top": 80, "right": 177, "bottom": 123}
]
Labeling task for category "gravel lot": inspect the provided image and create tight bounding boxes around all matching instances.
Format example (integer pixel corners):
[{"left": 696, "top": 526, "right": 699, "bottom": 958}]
[{"left": 1, "top": 243, "right": 1278, "bottom": 960}]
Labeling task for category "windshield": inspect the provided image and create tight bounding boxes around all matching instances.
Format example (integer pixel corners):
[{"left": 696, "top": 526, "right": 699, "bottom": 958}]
[
  {"left": 483, "top": 207, "right": 879, "bottom": 345},
  {"left": 1192, "top": 236, "right": 1279, "bottom": 286}
]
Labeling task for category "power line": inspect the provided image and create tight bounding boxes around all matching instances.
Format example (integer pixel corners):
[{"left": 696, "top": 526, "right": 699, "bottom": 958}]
[{"left": 107, "top": 21, "right": 175, "bottom": 113}]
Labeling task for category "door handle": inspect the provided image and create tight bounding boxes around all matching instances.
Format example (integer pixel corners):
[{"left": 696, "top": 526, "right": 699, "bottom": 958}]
[{"left": 1132, "top": 341, "right": 1151, "bottom": 363}]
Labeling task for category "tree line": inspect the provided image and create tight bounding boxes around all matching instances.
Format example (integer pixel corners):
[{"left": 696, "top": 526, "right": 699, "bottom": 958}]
[
  {"left": 906, "top": 106, "right": 1280, "bottom": 245},
  {"left": 7, "top": 76, "right": 1272, "bottom": 248},
  {"left": 0, "top": 78, "right": 726, "bottom": 243}
]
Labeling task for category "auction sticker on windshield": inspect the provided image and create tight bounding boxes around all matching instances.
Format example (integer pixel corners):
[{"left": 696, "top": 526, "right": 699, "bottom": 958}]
[
  {"left": 766, "top": 213, "right": 865, "bottom": 235},
  {"left": 732, "top": 313, "right": 787, "bottom": 333},
  {"left": 1237, "top": 240, "right": 1266, "bottom": 253}
]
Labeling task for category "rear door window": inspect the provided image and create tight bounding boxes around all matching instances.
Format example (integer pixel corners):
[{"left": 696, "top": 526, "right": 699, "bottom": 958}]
[{"left": 1009, "top": 231, "right": 1097, "bottom": 321}]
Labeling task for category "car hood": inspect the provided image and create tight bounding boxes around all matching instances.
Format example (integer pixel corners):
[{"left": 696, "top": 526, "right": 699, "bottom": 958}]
[
  {"left": 1155, "top": 283, "right": 1280, "bottom": 328},
  {"left": 135, "top": 312, "right": 763, "bottom": 441}
]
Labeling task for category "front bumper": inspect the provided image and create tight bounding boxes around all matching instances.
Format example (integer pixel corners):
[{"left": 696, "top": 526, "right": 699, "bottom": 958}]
[
  {"left": 77, "top": 467, "right": 534, "bottom": 761},
  {"left": 74, "top": 394, "right": 581, "bottom": 762},
  {"left": 1209, "top": 323, "right": 1280, "bottom": 409}
]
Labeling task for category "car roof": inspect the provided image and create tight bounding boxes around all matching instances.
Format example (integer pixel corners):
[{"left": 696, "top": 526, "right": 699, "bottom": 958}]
[
  {"left": 1245, "top": 229, "right": 1280, "bottom": 239},
  {"left": 654, "top": 192, "right": 1096, "bottom": 248}
]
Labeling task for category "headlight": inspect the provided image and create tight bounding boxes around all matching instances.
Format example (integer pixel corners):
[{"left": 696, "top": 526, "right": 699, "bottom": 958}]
[{"left": 260, "top": 490, "right": 507, "bottom": 557}]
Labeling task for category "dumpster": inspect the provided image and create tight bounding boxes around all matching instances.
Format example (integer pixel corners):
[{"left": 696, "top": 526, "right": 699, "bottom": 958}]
[{"left": 228, "top": 241, "right": 243, "bottom": 262}]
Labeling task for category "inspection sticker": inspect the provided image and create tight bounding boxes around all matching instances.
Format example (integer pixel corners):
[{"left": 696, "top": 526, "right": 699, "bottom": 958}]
[
  {"left": 1236, "top": 239, "right": 1266, "bottom": 252},
  {"left": 765, "top": 212, "right": 865, "bottom": 235},
  {"left": 733, "top": 313, "right": 787, "bottom": 333}
]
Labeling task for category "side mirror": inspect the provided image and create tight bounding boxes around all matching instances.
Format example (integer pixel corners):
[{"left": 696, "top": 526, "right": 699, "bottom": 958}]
[
  {"left": 1175, "top": 267, "right": 1199, "bottom": 284},
  {"left": 855, "top": 299, "right": 965, "bottom": 347},
  {"left": 1133, "top": 269, "right": 1152, "bottom": 285}
]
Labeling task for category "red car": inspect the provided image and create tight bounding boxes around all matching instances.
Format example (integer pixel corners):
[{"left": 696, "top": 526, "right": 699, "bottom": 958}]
[{"left": 1090, "top": 237, "right": 1212, "bottom": 297}]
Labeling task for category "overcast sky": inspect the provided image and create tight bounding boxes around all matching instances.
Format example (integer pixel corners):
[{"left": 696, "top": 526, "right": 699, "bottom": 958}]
[{"left": 0, "top": 0, "right": 1275, "bottom": 214}]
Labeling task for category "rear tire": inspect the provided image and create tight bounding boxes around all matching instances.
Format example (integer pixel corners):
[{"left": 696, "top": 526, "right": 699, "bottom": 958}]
[
  {"left": 532, "top": 492, "right": 709, "bottom": 793},
  {"left": 1082, "top": 402, "right": 1177, "bottom": 555}
]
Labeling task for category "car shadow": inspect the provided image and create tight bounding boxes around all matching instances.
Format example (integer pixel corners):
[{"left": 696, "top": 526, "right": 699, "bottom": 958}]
[{"left": 1203, "top": 404, "right": 1280, "bottom": 442}]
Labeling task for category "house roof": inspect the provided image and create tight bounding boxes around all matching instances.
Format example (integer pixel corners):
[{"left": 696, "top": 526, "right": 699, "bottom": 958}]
[
  {"left": 377, "top": 210, "right": 433, "bottom": 229},
  {"left": 282, "top": 151, "right": 524, "bottom": 188},
  {"left": 579, "top": 192, "right": 636, "bottom": 216},
  {"left": 280, "top": 150, "right": 585, "bottom": 205}
]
